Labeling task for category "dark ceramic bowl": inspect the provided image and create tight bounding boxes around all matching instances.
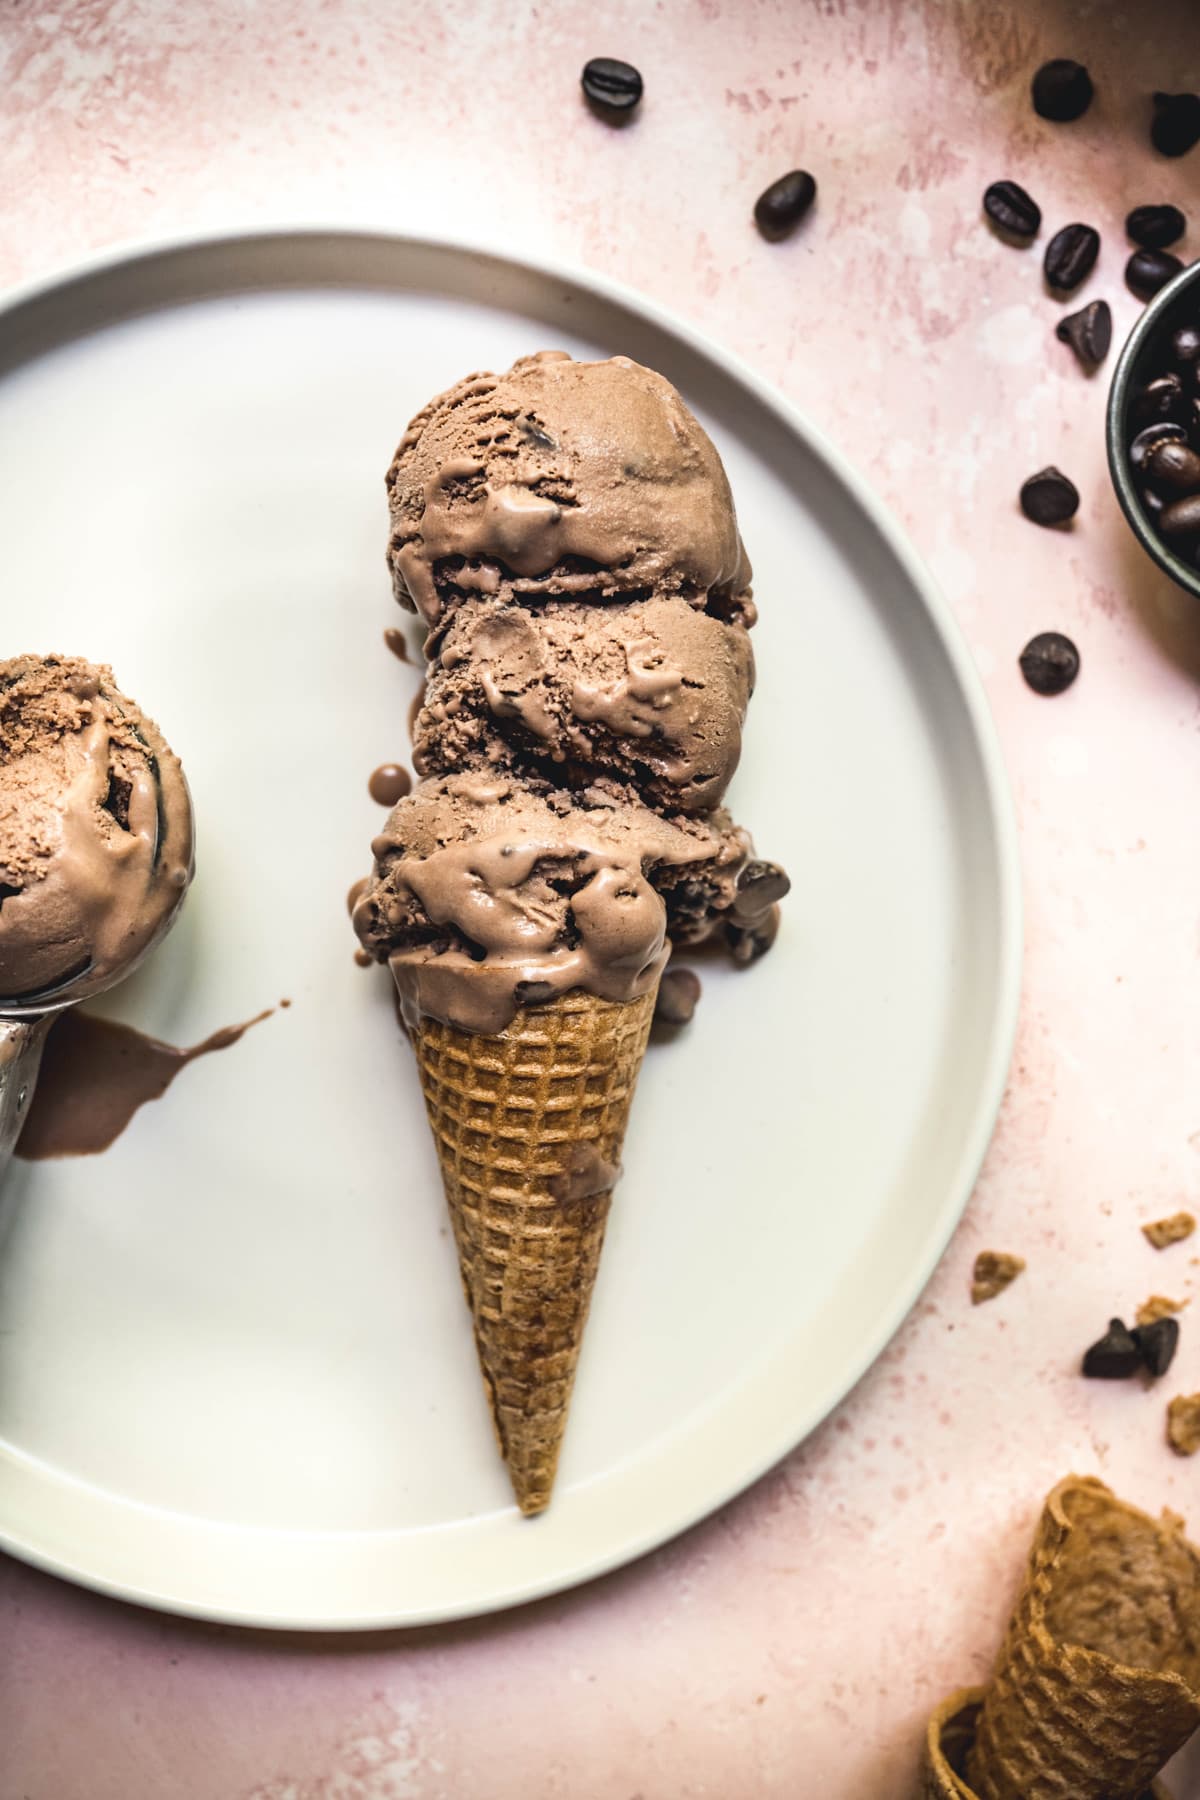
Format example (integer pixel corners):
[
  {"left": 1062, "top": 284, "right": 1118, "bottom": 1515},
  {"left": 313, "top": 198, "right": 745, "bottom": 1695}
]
[{"left": 1107, "top": 259, "right": 1200, "bottom": 601}]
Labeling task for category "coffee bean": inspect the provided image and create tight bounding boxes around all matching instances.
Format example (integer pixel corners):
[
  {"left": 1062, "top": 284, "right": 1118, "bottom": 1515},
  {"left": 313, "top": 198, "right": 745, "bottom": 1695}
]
[
  {"left": 725, "top": 905, "right": 780, "bottom": 964},
  {"left": 581, "top": 57, "right": 643, "bottom": 115},
  {"left": 654, "top": 967, "right": 702, "bottom": 1027},
  {"left": 1044, "top": 223, "right": 1100, "bottom": 293},
  {"left": 1032, "top": 59, "right": 1094, "bottom": 122},
  {"left": 1142, "top": 485, "right": 1166, "bottom": 516},
  {"left": 983, "top": 179, "right": 1041, "bottom": 239},
  {"left": 1126, "top": 248, "right": 1185, "bottom": 300},
  {"left": 1132, "top": 1316, "right": 1180, "bottom": 1378},
  {"left": 1019, "top": 631, "right": 1080, "bottom": 696},
  {"left": 1151, "top": 92, "right": 1200, "bottom": 158},
  {"left": 1126, "top": 203, "right": 1186, "bottom": 248},
  {"left": 1055, "top": 299, "right": 1111, "bottom": 366},
  {"left": 1130, "top": 372, "right": 1186, "bottom": 427},
  {"left": 1082, "top": 1318, "right": 1141, "bottom": 1379},
  {"left": 754, "top": 170, "right": 817, "bottom": 241},
  {"left": 1159, "top": 493, "right": 1200, "bottom": 539},
  {"left": 1147, "top": 439, "right": 1200, "bottom": 494},
  {"left": 1129, "top": 420, "right": 1187, "bottom": 467},
  {"left": 1019, "top": 466, "right": 1079, "bottom": 525}
]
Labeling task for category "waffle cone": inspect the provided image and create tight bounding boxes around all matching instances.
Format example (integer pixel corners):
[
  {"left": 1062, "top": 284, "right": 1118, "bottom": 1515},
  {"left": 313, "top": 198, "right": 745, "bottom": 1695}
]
[
  {"left": 953, "top": 1476, "right": 1200, "bottom": 1800},
  {"left": 921, "top": 1688, "right": 1168, "bottom": 1800},
  {"left": 410, "top": 983, "right": 657, "bottom": 1516}
]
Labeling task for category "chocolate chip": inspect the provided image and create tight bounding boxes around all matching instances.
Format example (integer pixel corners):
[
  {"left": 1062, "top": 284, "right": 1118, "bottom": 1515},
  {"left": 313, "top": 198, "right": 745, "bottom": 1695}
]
[
  {"left": 1032, "top": 59, "right": 1094, "bottom": 122},
  {"left": 1146, "top": 439, "right": 1200, "bottom": 495},
  {"left": 734, "top": 858, "right": 791, "bottom": 916},
  {"left": 1126, "top": 203, "right": 1186, "bottom": 249},
  {"left": 655, "top": 967, "right": 701, "bottom": 1027},
  {"left": 1151, "top": 92, "right": 1200, "bottom": 158},
  {"left": 513, "top": 979, "right": 557, "bottom": 1007},
  {"left": 1132, "top": 1316, "right": 1180, "bottom": 1377},
  {"left": 1126, "top": 248, "right": 1185, "bottom": 301},
  {"left": 1019, "top": 631, "right": 1080, "bottom": 696},
  {"left": 1129, "top": 420, "right": 1187, "bottom": 467},
  {"left": 725, "top": 905, "right": 780, "bottom": 965},
  {"left": 1044, "top": 223, "right": 1100, "bottom": 293},
  {"left": 1158, "top": 493, "right": 1200, "bottom": 540},
  {"left": 1171, "top": 326, "right": 1200, "bottom": 369},
  {"left": 754, "top": 170, "right": 817, "bottom": 242},
  {"left": 581, "top": 57, "right": 643, "bottom": 115},
  {"left": 983, "top": 180, "right": 1041, "bottom": 239},
  {"left": 1130, "top": 372, "right": 1186, "bottom": 427},
  {"left": 1082, "top": 1318, "right": 1141, "bottom": 1379},
  {"left": 1019, "top": 466, "right": 1079, "bottom": 525},
  {"left": 1055, "top": 299, "right": 1111, "bottom": 367}
]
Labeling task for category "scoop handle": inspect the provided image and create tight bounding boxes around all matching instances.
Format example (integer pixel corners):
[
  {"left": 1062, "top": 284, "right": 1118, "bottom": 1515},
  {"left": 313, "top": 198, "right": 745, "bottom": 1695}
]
[{"left": 0, "top": 1014, "right": 52, "bottom": 1184}]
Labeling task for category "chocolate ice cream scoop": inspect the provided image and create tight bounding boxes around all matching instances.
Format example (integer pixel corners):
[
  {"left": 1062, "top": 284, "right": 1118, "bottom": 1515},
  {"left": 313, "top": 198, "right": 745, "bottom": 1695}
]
[
  {"left": 0, "top": 654, "right": 194, "bottom": 1174},
  {"left": 352, "top": 772, "right": 750, "bottom": 1034},
  {"left": 414, "top": 593, "right": 755, "bottom": 813},
  {"left": 386, "top": 351, "right": 754, "bottom": 633}
]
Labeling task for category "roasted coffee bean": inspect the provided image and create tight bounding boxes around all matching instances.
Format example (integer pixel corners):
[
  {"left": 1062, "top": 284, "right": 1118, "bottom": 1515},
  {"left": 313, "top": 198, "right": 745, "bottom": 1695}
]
[
  {"left": 725, "top": 907, "right": 780, "bottom": 964},
  {"left": 1147, "top": 438, "right": 1200, "bottom": 494},
  {"left": 1130, "top": 372, "right": 1186, "bottom": 426},
  {"left": 1129, "top": 420, "right": 1187, "bottom": 467},
  {"left": 1126, "top": 248, "right": 1185, "bottom": 300},
  {"left": 1151, "top": 92, "right": 1200, "bottom": 158},
  {"left": 1020, "top": 631, "right": 1080, "bottom": 696},
  {"left": 1055, "top": 299, "right": 1111, "bottom": 366},
  {"left": 1142, "top": 485, "right": 1166, "bottom": 516},
  {"left": 1132, "top": 1317, "right": 1180, "bottom": 1378},
  {"left": 581, "top": 57, "right": 643, "bottom": 115},
  {"left": 1019, "top": 466, "right": 1079, "bottom": 525},
  {"left": 1082, "top": 1318, "right": 1141, "bottom": 1379},
  {"left": 1032, "top": 59, "right": 1093, "bottom": 122},
  {"left": 1126, "top": 203, "right": 1186, "bottom": 248},
  {"left": 983, "top": 179, "right": 1041, "bottom": 239},
  {"left": 1044, "top": 223, "right": 1100, "bottom": 292},
  {"left": 654, "top": 967, "right": 702, "bottom": 1028},
  {"left": 1171, "top": 325, "right": 1200, "bottom": 370},
  {"left": 1159, "top": 493, "right": 1200, "bottom": 539},
  {"left": 754, "top": 170, "right": 817, "bottom": 241}
]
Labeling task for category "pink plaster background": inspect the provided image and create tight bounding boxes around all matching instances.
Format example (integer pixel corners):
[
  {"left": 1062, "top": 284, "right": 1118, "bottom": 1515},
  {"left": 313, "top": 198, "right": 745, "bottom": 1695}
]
[{"left": 3, "top": 1, "right": 1200, "bottom": 1794}]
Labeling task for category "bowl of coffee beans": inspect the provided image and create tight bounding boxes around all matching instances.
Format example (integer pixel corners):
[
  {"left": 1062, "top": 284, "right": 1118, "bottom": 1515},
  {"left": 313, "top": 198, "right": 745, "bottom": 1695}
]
[{"left": 1108, "top": 260, "right": 1200, "bottom": 599}]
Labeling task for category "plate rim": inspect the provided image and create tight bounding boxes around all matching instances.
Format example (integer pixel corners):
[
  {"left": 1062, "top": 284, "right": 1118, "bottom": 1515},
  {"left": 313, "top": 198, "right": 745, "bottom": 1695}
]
[{"left": 0, "top": 223, "right": 1023, "bottom": 1630}]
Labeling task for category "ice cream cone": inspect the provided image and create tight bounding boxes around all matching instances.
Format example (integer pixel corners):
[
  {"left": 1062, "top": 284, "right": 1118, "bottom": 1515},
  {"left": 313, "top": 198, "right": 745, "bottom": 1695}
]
[
  {"left": 410, "top": 983, "right": 658, "bottom": 1515},
  {"left": 957, "top": 1476, "right": 1200, "bottom": 1800},
  {"left": 921, "top": 1688, "right": 1168, "bottom": 1800}
]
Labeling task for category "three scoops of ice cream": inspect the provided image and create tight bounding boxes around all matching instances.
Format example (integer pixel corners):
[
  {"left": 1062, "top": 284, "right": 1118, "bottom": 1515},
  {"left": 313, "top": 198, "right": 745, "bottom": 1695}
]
[{"left": 353, "top": 350, "right": 788, "bottom": 1511}]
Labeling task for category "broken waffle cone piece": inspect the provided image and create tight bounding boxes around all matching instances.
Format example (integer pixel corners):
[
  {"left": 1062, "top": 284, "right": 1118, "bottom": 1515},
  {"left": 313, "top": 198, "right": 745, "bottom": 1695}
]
[
  {"left": 410, "top": 984, "right": 657, "bottom": 1516},
  {"left": 922, "top": 1475, "right": 1200, "bottom": 1799},
  {"left": 921, "top": 1685, "right": 1168, "bottom": 1800}
]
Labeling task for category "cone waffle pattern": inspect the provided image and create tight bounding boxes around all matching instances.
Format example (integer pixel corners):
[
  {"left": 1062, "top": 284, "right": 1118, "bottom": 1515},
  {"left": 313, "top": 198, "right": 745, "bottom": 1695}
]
[
  {"left": 921, "top": 1690, "right": 1166, "bottom": 1800},
  {"left": 965, "top": 1477, "right": 1200, "bottom": 1800},
  {"left": 411, "top": 985, "right": 657, "bottom": 1515}
]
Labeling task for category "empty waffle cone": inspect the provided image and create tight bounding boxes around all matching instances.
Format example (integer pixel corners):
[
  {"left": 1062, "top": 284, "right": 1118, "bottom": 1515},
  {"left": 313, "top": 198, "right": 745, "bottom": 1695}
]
[
  {"left": 920, "top": 1689, "right": 1168, "bottom": 1800},
  {"left": 922, "top": 1475, "right": 1200, "bottom": 1800},
  {"left": 410, "top": 983, "right": 658, "bottom": 1516}
]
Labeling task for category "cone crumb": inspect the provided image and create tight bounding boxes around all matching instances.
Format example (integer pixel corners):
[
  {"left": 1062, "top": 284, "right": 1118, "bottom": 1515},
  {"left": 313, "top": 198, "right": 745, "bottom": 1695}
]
[
  {"left": 1136, "top": 1295, "right": 1188, "bottom": 1327},
  {"left": 1143, "top": 1212, "right": 1196, "bottom": 1250},
  {"left": 971, "top": 1251, "right": 1026, "bottom": 1305},
  {"left": 1167, "top": 1394, "right": 1200, "bottom": 1457}
]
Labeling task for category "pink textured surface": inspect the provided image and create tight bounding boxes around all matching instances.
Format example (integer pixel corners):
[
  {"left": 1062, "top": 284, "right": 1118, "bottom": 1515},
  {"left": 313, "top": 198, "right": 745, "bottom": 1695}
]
[{"left": 3, "top": 2, "right": 1200, "bottom": 1795}]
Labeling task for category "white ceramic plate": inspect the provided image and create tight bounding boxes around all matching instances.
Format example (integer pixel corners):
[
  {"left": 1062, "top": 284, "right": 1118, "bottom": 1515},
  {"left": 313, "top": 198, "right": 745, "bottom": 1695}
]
[{"left": 0, "top": 230, "right": 1020, "bottom": 1628}]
